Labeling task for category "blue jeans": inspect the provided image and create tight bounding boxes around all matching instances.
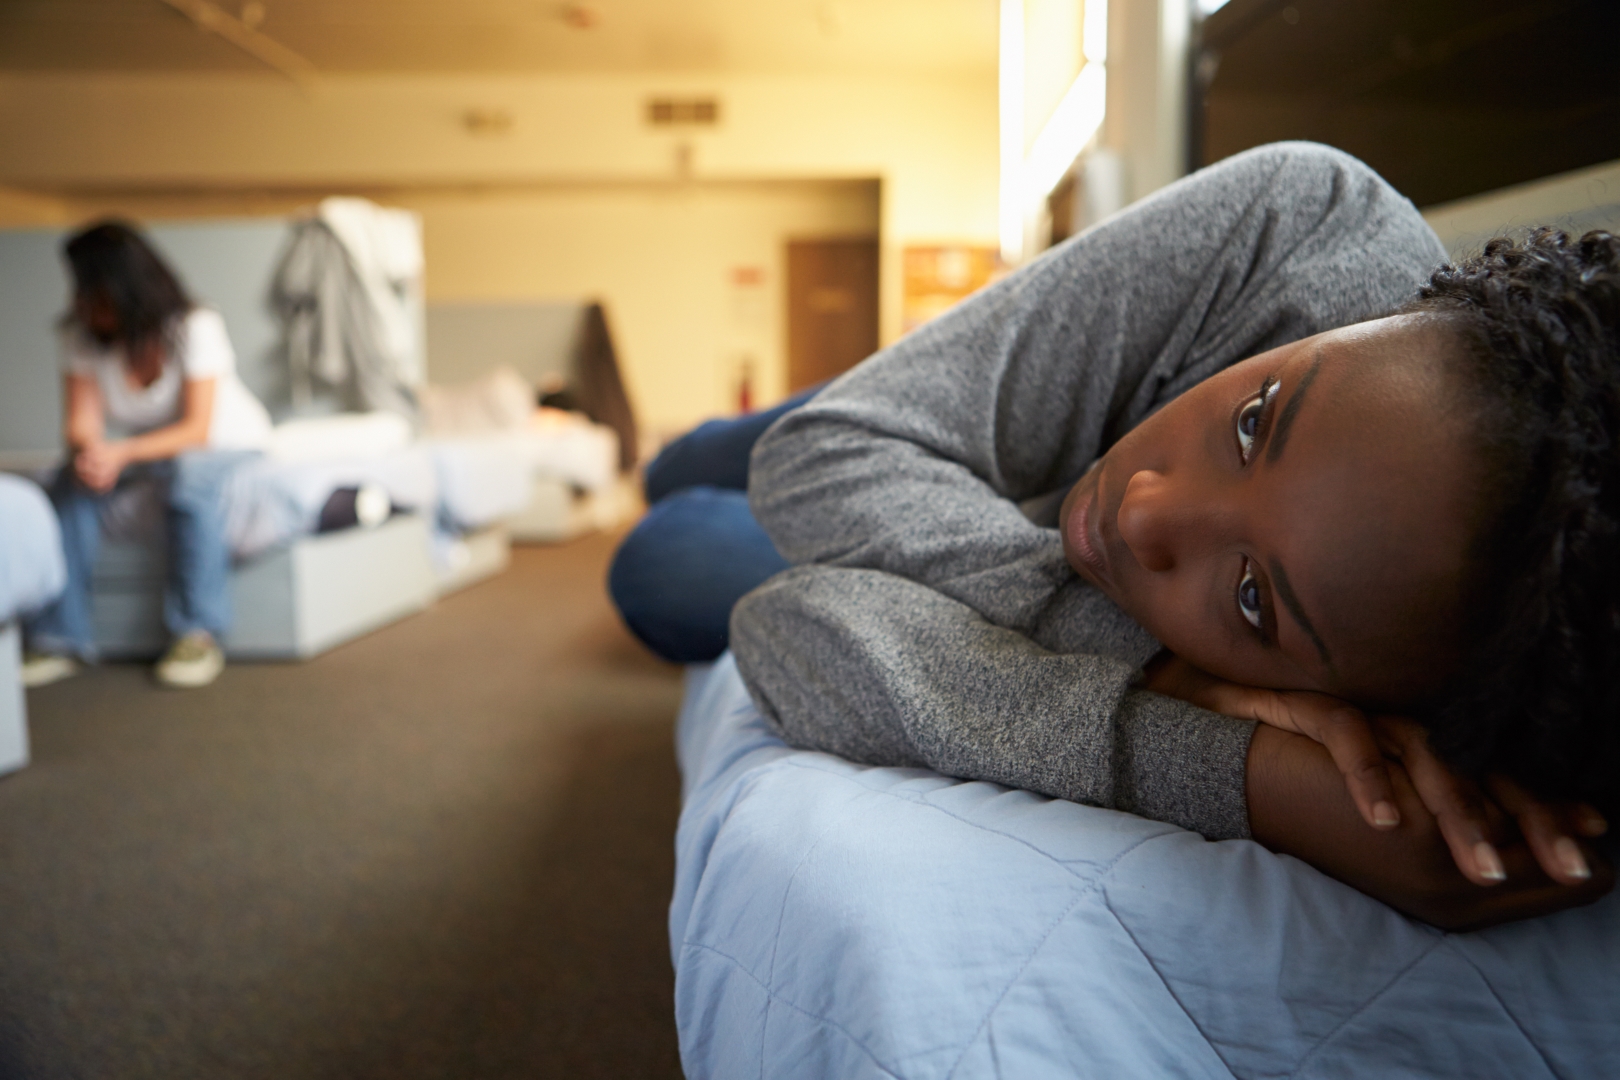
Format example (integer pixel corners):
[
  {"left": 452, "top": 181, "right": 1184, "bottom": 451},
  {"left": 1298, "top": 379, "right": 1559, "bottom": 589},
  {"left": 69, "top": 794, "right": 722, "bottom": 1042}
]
[
  {"left": 27, "top": 450, "right": 256, "bottom": 660},
  {"left": 609, "top": 388, "right": 819, "bottom": 663}
]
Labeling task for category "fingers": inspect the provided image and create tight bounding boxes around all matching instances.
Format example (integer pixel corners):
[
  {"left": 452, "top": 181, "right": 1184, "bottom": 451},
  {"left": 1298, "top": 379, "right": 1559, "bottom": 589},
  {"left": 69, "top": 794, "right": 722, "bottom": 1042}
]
[
  {"left": 1381, "top": 719, "right": 1505, "bottom": 886},
  {"left": 1488, "top": 774, "right": 1600, "bottom": 886},
  {"left": 1300, "top": 702, "right": 1400, "bottom": 831},
  {"left": 1573, "top": 803, "right": 1610, "bottom": 838}
]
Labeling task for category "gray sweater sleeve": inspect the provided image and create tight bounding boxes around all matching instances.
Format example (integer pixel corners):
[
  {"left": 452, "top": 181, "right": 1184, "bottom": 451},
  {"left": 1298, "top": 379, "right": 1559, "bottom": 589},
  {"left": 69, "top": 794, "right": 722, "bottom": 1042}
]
[
  {"left": 732, "top": 567, "right": 1258, "bottom": 839},
  {"left": 734, "top": 143, "right": 1447, "bottom": 839}
]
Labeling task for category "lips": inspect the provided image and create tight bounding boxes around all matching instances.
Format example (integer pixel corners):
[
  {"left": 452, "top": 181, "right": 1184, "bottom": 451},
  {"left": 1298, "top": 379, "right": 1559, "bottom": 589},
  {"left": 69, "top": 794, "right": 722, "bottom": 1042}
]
[{"left": 1064, "top": 468, "right": 1112, "bottom": 588}]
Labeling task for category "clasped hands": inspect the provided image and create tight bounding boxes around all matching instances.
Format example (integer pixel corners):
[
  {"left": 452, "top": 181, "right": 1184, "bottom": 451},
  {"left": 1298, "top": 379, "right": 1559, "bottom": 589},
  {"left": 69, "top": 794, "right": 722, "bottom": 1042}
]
[
  {"left": 73, "top": 439, "right": 130, "bottom": 493},
  {"left": 1143, "top": 653, "right": 1611, "bottom": 897}
]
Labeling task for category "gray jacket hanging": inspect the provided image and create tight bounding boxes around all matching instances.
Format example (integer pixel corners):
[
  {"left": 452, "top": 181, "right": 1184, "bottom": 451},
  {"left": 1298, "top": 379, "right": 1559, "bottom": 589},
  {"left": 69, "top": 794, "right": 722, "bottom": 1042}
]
[{"left": 271, "top": 200, "right": 423, "bottom": 419}]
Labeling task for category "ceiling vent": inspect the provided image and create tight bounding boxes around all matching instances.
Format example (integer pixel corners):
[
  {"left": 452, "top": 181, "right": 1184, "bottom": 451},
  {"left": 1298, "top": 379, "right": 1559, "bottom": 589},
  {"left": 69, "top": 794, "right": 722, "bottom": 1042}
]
[{"left": 646, "top": 97, "right": 721, "bottom": 127}]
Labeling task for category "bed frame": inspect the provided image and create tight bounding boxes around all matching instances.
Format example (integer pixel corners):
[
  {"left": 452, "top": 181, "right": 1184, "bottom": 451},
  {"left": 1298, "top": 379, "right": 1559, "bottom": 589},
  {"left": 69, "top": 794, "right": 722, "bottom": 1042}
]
[
  {"left": 507, "top": 475, "right": 637, "bottom": 544},
  {"left": 93, "top": 515, "right": 439, "bottom": 660},
  {"left": 0, "top": 622, "right": 28, "bottom": 776},
  {"left": 435, "top": 524, "right": 512, "bottom": 595}
]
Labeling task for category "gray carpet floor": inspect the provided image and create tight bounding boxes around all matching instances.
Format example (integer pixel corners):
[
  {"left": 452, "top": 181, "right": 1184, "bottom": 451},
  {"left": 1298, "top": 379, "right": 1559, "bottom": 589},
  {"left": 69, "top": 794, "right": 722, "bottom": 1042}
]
[{"left": 0, "top": 532, "right": 687, "bottom": 1079}]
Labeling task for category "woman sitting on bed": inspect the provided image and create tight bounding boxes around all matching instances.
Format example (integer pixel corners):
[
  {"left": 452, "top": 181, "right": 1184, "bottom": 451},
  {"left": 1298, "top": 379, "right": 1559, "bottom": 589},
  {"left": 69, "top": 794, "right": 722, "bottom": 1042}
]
[
  {"left": 23, "top": 221, "right": 272, "bottom": 691},
  {"left": 610, "top": 143, "right": 1617, "bottom": 930}
]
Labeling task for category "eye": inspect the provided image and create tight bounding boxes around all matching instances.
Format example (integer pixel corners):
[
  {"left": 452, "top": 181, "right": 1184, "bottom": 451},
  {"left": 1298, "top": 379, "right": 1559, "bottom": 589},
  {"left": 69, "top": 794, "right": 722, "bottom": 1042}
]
[
  {"left": 1237, "top": 558, "right": 1263, "bottom": 629},
  {"left": 1234, "top": 376, "right": 1279, "bottom": 463}
]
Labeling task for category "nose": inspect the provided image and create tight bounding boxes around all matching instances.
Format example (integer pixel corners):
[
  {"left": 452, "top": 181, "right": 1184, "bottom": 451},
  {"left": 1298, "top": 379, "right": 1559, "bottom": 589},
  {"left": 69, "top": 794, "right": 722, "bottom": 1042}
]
[{"left": 1116, "top": 468, "right": 1216, "bottom": 573}]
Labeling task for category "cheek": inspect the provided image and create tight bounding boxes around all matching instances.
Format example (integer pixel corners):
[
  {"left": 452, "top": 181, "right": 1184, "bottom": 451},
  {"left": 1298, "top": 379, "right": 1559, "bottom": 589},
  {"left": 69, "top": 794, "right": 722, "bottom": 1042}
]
[
  {"left": 1110, "top": 576, "right": 1207, "bottom": 661},
  {"left": 1113, "top": 575, "right": 1286, "bottom": 688}
]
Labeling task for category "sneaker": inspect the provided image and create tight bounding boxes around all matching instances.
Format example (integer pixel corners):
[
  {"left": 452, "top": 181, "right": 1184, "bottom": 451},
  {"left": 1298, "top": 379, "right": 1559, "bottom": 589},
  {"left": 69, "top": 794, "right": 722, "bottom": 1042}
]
[
  {"left": 154, "top": 631, "right": 225, "bottom": 689},
  {"left": 21, "top": 651, "right": 79, "bottom": 689}
]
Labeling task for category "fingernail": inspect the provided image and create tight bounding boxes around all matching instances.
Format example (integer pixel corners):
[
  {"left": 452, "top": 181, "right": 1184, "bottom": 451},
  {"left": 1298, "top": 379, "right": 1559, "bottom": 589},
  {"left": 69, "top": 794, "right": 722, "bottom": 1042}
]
[
  {"left": 1474, "top": 842, "right": 1506, "bottom": 882},
  {"left": 1372, "top": 801, "right": 1399, "bottom": 827},
  {"left": 1555, "top": 837, "right": 1591, "bottom": 881},
  {"left": 1580, "top": 811, "right": 1609, "bottom": 838}
]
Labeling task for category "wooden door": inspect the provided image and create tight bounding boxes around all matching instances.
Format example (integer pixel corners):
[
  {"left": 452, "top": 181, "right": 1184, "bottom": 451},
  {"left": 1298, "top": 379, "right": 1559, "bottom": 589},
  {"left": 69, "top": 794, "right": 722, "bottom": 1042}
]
[{"left": 786, "top": 237, "right": 880, "bottom": 393}]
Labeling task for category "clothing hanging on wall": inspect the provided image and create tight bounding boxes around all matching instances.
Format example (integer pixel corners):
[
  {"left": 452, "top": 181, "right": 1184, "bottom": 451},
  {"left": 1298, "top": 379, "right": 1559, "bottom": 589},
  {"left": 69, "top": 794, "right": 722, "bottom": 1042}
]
[
  {"left": 271, "top": 197, "right": 424, "bottom": 419},
  {"left": 569, "top": 302, "right": 639, "bottom": 472}
]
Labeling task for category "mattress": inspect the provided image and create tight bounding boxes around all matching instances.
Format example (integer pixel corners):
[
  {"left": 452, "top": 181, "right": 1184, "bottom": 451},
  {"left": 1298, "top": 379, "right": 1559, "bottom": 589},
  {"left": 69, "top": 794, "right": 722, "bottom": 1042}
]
[
  {"left": 423, "top": 436, "right": 542, "bottom": 533},
  {"left": 509, "top": 419, "right": 619, "bottom": 493},
  {"left": 232, "top": 423, "right": 616, "bottom": 551},
  {"left": 0, "top": 474, "right": 65, "bottom": 624},
  {"left": 11, "top": 415, "right": 619, "bottom": 569},
  {"left": 673, "top": 655, "right": 1620, "bottom": 1080}
]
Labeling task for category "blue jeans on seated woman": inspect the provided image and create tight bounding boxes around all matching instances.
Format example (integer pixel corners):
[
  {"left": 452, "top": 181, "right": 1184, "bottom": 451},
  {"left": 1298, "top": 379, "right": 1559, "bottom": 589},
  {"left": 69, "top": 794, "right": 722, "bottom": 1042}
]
[
  {"left": 609, "top": 388, "right": 818, "bottom": 664},
  {"left": 27, "top": 449, "right": 257, "bottom": 661}
]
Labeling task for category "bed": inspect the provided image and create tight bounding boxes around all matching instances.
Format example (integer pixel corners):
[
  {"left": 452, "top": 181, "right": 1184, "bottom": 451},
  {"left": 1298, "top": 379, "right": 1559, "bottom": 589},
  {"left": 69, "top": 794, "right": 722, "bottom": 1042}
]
[
  {"left": 0, "top": 474, "right": 66, "bottom": 776},
  {"left": 672, "top": 654, "right": 1620, "bottom": 1079},
  {"left": 0, "top": 405, "right": 626, "bottom": 663}
]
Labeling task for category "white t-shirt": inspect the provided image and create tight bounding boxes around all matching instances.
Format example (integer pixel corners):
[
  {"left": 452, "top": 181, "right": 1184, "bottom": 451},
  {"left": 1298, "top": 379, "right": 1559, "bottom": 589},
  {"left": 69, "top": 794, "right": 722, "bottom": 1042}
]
[{"left": 61, "top": 307, "right": 273, "bottom": 451}]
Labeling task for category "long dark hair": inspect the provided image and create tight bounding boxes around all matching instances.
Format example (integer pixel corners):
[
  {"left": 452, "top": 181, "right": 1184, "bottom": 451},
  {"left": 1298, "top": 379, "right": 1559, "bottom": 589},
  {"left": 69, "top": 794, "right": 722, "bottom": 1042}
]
[
  {"left": 62, "top": 220, "right": 193, "bottom": 376},
  {"left": 1405, "top": 229, "right": 1620, "bottom": 817}
]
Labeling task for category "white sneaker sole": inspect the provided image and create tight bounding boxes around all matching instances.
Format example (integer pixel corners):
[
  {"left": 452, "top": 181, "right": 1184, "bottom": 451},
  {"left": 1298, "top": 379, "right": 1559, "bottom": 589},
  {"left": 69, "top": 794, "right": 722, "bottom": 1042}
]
[
  {"left": 21, "top": 655, "right": 78, "bottom": 689},
  {"left": 154, "top": 654, "right": 225, "bottom": 689}
]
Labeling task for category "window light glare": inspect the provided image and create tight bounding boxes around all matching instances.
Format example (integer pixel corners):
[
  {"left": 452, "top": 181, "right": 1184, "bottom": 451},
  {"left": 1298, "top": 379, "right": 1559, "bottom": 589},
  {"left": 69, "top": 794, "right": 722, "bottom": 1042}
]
[
  {"left": 999, "top": 0, "right": 1027, "bottom": 263},
  {"left": 1083, "top": 0, "right": 1107, "bottom": 65},
  {"left": 1024, "top": 62, "right": 1107, "bottom": 202}
]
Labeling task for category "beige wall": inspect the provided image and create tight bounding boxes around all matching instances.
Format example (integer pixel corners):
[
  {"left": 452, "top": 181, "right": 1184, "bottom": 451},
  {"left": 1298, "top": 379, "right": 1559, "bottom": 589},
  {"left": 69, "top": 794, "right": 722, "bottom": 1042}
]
[
  {"left": 0, "top": 70, "right": 998, "bottom": 331},
  {"left": 403, "top": 180, "right": 878, "bottom": 433},
  {"left": 0, "top": 70, "right": 993, "bottom": 434},
  {"left": 19, "top": 179, "right": 879, "bottom": 436}
]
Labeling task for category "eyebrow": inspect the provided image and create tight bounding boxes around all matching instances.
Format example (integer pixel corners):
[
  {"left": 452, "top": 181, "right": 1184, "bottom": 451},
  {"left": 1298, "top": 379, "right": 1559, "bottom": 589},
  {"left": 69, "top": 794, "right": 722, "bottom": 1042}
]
[
  {"left": 1268, "top": 556, "right": 1334, "bottom": 669},
  {"left": 1265, "top": 346, "right": 1324, "bottom": 464}
]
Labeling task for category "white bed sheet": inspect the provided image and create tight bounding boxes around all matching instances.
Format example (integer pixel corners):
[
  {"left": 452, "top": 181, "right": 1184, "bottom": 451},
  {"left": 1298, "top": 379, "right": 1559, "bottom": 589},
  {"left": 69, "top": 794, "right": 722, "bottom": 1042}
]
[
  {"left": 16, "top": 413, "right": 619, "bottom": 566},
  {"left": 423, "top": 423, "right": 618, "bottom": 533},
  {"left": 222, "top": 446, "right": 440, "bottom": 560}
]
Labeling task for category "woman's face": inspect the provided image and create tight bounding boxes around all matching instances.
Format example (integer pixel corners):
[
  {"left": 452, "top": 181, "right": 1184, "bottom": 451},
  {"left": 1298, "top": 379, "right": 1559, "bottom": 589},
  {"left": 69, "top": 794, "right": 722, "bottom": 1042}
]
[
  {"left": 1059, "top": 315, "right": 1481, "bottom": 709},
  {"left": 76, "top": 292, "right": 121, "bottom": 343}
]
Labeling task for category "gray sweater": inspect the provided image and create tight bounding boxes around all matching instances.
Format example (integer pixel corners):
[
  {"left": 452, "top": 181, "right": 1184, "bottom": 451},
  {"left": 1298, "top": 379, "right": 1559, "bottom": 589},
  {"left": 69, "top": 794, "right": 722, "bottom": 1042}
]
[{"left": 730, "top": 143, "right": 1448, "bottom": 841}]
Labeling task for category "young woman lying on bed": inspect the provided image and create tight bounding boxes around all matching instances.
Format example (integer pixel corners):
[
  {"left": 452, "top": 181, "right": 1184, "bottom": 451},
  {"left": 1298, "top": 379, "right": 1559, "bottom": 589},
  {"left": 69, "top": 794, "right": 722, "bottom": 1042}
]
[{"left": 610, "top": 142, "right": 1617, "bottom": 930}]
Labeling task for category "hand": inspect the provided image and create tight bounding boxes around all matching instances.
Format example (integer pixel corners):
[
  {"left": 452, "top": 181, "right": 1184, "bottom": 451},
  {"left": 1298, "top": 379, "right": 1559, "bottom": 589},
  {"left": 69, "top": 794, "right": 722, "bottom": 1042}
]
[
  {"left": 1247, "top": 726, "right": 1614, "bottom": 930},
  {"left": 73, "top": 440, "right": 128, "bottom": 493},
  {"left": 1374, "top": 716, "right": 1609, "bottom": 889},
  {"left": 1144, "top": 653, "right": 1612, "bottom": 891},
  {"left": 1142, "top": 654, "right": 1400, "bottom": 834}
]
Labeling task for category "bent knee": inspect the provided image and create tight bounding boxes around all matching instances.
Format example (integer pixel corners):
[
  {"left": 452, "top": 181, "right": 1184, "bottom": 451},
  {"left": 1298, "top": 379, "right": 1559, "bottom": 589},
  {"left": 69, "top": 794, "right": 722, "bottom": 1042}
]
[{"left": 608, "top": 487, "right": 787, "bottom": 663}]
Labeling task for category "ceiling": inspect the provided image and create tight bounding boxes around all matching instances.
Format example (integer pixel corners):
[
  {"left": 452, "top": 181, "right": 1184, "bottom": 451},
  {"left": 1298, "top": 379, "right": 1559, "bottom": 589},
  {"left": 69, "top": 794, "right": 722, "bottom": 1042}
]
[{"left": 0, "top": 0, "right": 999, "bottom": 76}]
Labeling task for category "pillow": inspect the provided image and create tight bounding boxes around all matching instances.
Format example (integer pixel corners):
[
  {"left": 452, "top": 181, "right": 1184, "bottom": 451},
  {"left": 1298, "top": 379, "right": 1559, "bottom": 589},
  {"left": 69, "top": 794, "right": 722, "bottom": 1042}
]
[
  {"left": 267, "top": 411, "right": 414, "bottom": 463},
  {"left": 418, "top": 366, "right": 535, "bottom": 437}
]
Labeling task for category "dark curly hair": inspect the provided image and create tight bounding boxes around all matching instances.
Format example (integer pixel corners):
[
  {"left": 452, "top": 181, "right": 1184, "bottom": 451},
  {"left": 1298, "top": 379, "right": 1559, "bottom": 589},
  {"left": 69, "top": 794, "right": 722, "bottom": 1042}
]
[
  {"left": 62, "top": 220, "right": 192, "bottom": 368},
  {"left": 1403, "top": 228, "right": 1620, "bottom": 817}
]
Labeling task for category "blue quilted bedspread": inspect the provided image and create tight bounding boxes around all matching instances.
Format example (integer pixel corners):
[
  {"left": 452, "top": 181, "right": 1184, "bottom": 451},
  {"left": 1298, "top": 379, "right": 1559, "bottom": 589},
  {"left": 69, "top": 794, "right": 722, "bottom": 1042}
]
[{"left": 671, "top": 655, "right": 1619, "bottom": 1079}]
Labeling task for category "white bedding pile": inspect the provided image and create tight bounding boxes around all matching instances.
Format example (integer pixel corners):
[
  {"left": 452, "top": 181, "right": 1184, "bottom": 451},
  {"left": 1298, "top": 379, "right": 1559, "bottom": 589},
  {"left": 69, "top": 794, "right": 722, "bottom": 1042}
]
[{"left": 83, "top": 407, "right": 618, "bottom": 562}]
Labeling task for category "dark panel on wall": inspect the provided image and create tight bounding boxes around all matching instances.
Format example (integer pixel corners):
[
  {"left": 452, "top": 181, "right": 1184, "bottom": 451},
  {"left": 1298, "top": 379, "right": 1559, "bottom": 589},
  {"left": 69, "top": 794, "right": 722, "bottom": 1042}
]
[
  {"left": 1195, "top": 0, "right": 1620, "bottom": 207},
  {"left": 786, "top": 238, "right": 880, "bottom": 394}
]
